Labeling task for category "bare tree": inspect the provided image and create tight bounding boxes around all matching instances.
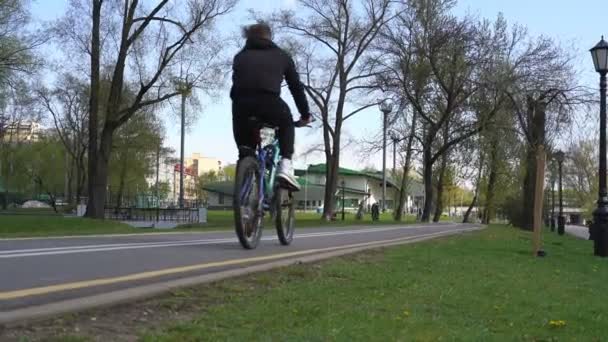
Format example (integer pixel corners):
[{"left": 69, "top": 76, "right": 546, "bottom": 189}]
[
  {"left": 505, "top": 38, "right": 589, "bottom": 229},
  {"left": 60, "top": 0, "right": 237, "bottom": 218},
  {"left": 0, "top": 80, "right": 41, "bottom": 208},
  {"left": 0, "top": 0, "right": 43, "bottom": 86},
  {"left": 273, "top": 0, "right": 395, "bottom": 220},
  {"left": 375, "top": 0, "right": 511, "bottom": 222},
  {"left": 38, "top": 74, "right": 89, "bottom": 206}
]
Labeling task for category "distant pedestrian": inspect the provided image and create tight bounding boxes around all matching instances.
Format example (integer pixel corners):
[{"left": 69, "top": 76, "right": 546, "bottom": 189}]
[{"left": 371, "top": 203, "right": 380, "bottom": 221}]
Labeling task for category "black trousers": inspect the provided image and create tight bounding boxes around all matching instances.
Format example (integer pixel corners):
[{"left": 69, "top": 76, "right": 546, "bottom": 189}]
[{"left": 232, "top": 94, "right": 295, "bottom": 159}]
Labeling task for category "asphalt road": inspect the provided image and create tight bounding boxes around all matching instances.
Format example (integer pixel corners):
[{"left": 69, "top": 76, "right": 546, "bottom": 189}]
[{"left": 0, "top": 222, "right": 481, "bottom": 323}]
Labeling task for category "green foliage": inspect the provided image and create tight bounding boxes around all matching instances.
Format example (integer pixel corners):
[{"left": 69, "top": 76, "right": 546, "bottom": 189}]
[
  {"left": 149, "top": 182, "right": 170, "bottom": 200},
  {"left": 108, "top": 110, "right": 162, "bottom": 201},
  {"left": 2, "top": 136, "right": 66, "bottom": 202}
]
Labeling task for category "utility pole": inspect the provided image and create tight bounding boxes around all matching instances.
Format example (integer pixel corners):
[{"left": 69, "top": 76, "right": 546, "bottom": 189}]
[
  {"left": 179, "top": 92, "right": 186, "bottom": 208},
  {"left": 175, "top": 79, "right": 192, "bottom": 209}
]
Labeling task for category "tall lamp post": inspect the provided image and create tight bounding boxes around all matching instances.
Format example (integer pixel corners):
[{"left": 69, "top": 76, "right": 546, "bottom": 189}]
[
  {"left": 555, "top": 150, "right": 566, "bottom": 235},
  {"left": 379, "top": 99, "right": 393, "bottom": 212},
  {"left": 174, "top": 78, "right": 193, "bottom": 208},
  {"left": 590, "top": 37, "right": 608, "bottom": 256}
]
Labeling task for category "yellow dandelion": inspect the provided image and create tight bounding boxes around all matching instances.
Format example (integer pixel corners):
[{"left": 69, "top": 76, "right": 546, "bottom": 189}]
[{"left": 549, "top": 320, "right": 567, "bottom": 328}]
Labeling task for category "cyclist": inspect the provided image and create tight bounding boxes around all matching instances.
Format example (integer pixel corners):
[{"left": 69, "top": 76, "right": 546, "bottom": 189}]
[{"left": 230, "top": 22, "right": 312, "bottom": 191}]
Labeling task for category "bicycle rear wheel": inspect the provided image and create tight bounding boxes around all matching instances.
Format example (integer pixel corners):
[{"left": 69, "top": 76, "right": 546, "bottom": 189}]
[
  {"left": 275, "top": 187, "right": 295, "bottom": 245},
  {"left": 234, "top": 156, "right": 263, "bottom": 249}
]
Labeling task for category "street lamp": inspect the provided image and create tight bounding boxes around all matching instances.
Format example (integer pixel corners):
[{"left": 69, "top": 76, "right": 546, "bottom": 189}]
[
  {"left": 555, "top": 150, "right": 566, "bottom": 236},
  {"left": 379, "top": 98, "right": 393, "bottom": 213},
  {"left": 590, "top": 36, "right": 608, "bottom": 256},
  {"left": 173, "top": 77, "right": 193, "bottom": 209}
]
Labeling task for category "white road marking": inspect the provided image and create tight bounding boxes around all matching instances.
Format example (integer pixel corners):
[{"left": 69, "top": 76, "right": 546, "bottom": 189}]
[{"left": 0, "top": 225, "right": 454, "bottom": 259}]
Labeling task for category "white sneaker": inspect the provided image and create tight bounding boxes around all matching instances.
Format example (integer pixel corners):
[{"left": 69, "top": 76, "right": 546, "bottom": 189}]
[{"left": 276, "top": 158, "right": 301, "bottom": 191}]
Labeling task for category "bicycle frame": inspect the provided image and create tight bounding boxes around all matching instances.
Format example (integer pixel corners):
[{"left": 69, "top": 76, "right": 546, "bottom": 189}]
[
  {"left": 257, "top": 137, "right": 281, "bottom": 211},
  {"left": 239, "top": 133, "right": 281, "bottom": 215}
]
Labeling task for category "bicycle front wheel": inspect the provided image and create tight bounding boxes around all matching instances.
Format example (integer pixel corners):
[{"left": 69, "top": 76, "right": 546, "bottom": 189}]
[
  {"left": 234, "top": 156, "right": 263, "bottom": 249},
  {"left": 275, "top": 187, "right": 295, "bottom": 245}
]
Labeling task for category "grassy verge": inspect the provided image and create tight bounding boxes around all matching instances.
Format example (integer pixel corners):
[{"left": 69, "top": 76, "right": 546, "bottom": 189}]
[
  {"left": 0, "top": 216, "right": 140, "bottom": 238},
  {"left": 4, "top": 225, "right": 606, "bottom": 341},
  {"left": 141, "top": 226, "right": 608, "bottom": 341},
  {"left": 0, "top": 210, "right": 417, "bottom": 238},
  {"left": 182, "top": 210, "right": 416, "bottom": 229}
]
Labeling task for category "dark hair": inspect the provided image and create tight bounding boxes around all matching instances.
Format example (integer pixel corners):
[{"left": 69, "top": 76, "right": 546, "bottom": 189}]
[{"left": 243, "top": 22, "right": 272, "bottom": 40}]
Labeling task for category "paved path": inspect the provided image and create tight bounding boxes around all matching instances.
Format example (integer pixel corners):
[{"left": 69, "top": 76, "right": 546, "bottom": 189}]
[{"left": 0, "top": 223, "right": 481, "bottom": 323}]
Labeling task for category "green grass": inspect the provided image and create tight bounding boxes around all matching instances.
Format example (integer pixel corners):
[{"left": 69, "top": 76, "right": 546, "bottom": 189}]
[
  {"left": 0, "top": 210, "right": 417, "bottom": 238},
  {"left": 135, "top": 226, "right": 608, "bottom": 341},
  {"left": 0, "top": 215, "right": 140, "bottom": 238},
  {"left": 183, "top": 210, "right": 416, "bottom": 229}
]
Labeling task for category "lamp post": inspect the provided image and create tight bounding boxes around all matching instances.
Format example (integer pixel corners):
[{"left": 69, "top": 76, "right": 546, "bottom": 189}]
[
  {"left": 379, "top": 99, "right": 393, "bottom": 212},
  {"left": 590, "top": 37, "right": 608, "bottom": 256},
  {"left": 341, "top": 179, "right": 346, "bottom": 221},
  {"left": 555, "top": 150, "right": 565, "bottom": 235},
  {"left": 174, "top": 78, "right": 193, "bottom": 209}
]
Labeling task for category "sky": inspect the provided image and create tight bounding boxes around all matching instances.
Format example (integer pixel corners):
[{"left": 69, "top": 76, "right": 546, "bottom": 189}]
[{"left": 29, "top": 0, "right": 607, "bottom": 170}]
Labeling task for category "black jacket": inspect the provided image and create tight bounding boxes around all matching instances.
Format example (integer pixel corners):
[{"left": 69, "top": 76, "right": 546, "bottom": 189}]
[{"left": 230, "top": 38, "right": 310, "bottom": 118}]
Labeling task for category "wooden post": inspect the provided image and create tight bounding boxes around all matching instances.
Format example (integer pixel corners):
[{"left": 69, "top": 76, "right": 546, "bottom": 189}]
[{"left": 533, "top": 145, "right": 547, "bottom": 256}]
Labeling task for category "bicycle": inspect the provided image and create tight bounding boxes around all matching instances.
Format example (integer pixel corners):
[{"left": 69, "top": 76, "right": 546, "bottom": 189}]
[{"left": 233, "top": 117, "right": 309, "bottom": 249}]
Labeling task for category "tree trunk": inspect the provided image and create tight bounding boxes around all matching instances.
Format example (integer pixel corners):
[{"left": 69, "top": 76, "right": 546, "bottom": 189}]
[
  {"left": 521, "top": 147, "right": 536, "bottom": 230},
  {"left": 421, "top": 145, "right": 433, "bottom": 222},
  {"left": 464, "top": 148, "right": 485, "bottom": 223},
  {"left": 433, "top": 153, "right": 448, "bottom": 222},
  {"left": 75, "top": 149, "right": 86, "bottom": 205},
  {"left": 433, "top": 124, "right": 450, "bottom": 222},
  {"left": 85, "top": 0, "right": 102, "bottom": 218},
  {"left": 322, "top": 135, "right": 340, "bottom": 221},
  {"left": 483, "top": 143, "right": 499, "bottom": 224},
  {"left": 89, "top": 127, "right": 114, "bottom": 219},
  {"left": 395, "top": 113, "right": 417, "bottom": 221},
  {"left": 521, "top": 99, "right": 547, "bottom": 230}
]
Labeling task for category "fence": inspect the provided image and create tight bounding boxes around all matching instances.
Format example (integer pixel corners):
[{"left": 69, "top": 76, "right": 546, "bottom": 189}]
[{"left": 104, "top": 207, "right": 201, "bottom": 223}]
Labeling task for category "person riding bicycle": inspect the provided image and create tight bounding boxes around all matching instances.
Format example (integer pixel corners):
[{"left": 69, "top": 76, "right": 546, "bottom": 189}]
[{"left": 230, "top": 22, "right": 312, "bottom": 191}]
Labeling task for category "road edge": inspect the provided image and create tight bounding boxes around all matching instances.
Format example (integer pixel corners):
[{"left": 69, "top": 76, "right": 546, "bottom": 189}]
[{"left": 0, "top": 225, "right": 483, "bottom": 326}]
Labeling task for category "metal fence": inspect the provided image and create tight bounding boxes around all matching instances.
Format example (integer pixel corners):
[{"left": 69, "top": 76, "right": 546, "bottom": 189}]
[{"left": 104, "top": 207, "right": 200, "bottom": 223}]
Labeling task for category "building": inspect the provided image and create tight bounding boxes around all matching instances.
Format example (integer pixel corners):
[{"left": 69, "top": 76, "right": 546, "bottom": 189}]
[
  {"left": 295, "top": 164, "right": 424, "bottom": 212},
  {"left": 146, "top": 152, "right": 227, "bottom": 206},
  {"left": 146, "top": 155, "right": 197, "bottom": 206},
  {"left": 1, "top": 121, "right": 42, "bottom": 143},
  {"left": 185, "top": 153, "right": 223, "bottom": 176},
  {"left": 172, "top": 164, "right": 198, "bottom": 202},
  {"left": 201, "top": 164, "right": 425, "bottom": 213}
]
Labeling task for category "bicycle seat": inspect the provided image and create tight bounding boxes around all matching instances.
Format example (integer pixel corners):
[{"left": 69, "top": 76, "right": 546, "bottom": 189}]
[{"left": 249, "top": 116, "right": 278, "bottom": 130}]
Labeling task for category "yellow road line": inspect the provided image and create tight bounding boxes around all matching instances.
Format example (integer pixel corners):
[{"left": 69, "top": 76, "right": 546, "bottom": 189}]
[{"left": 0, "top": 229, "right": 474, "bottom": 301}]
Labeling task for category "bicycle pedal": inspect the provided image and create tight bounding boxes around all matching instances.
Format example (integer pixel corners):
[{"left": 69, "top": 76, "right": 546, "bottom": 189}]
[{"left": 278, "top": 179, "right": 299, "bottom": 192}]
